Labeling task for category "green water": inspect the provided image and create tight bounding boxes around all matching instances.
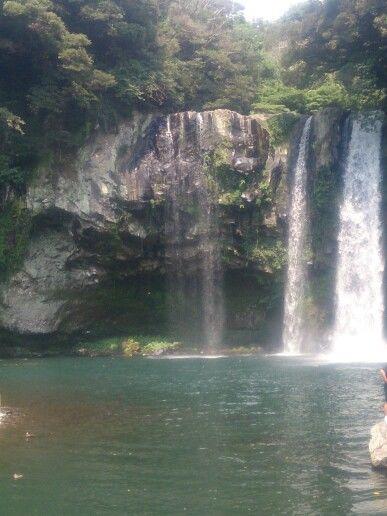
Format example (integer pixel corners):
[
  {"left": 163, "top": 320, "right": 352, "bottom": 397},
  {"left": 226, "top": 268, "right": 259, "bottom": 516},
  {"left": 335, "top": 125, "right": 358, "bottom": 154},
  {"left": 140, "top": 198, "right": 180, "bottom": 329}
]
[{"left": 0, "top": 356, "right": 386, "bottom": 515}]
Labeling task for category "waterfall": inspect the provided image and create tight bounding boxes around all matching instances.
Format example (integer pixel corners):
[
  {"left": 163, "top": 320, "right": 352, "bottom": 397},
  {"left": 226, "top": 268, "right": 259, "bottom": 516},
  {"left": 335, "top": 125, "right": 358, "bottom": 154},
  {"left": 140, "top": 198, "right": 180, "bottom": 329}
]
[
  {"left": 164, "top": 114, "right": 189, "bottom": 342},
  {"left": 165, "top": 113, "right": 224, "bottom": 351},
  {"left": 283, "top": 117, "right": 312, "bottom": 354},
  {"left": 196, "top": 113, "right": 224, "bottom": 351},
  {"left": 332, "top": 113, "right": 385, "bottom": 361}
]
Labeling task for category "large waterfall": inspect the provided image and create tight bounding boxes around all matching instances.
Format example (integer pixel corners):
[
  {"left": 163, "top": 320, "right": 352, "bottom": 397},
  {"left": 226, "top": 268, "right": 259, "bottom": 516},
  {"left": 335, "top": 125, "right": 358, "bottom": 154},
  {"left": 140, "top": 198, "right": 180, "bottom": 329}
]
[
  {"left": 164, "top": 113, "right": 224, "bottom": 351},
  {"left": 332, "top": 113, "right": 385, "bottom": 361},
  {"left": 283, "top": 117, "right": 312, "bottom": 354}
]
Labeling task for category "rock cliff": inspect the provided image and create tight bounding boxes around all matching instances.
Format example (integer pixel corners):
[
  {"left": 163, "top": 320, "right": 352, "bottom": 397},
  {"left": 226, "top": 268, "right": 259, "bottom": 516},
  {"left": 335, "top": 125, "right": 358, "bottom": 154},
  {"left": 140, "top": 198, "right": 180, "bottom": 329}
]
[
  {"left": 304, "top": 109, "right": 349, "bottom": 345},
  {"left": 0, "top": 107, "right": 355, "bottom": 349},
  {"left": 0, "top": 109, "right": 284, "bottom": 342}
]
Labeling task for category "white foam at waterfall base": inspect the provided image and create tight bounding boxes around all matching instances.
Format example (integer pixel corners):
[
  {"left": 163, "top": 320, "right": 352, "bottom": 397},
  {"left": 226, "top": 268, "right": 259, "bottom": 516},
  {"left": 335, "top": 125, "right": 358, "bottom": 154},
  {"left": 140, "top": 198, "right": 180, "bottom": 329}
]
[
  {"left": 283, "top": 117, "right": 312, "bottom": 354},
  {"left": 331, "top": 113, "right": 386, "bottom": 363}
]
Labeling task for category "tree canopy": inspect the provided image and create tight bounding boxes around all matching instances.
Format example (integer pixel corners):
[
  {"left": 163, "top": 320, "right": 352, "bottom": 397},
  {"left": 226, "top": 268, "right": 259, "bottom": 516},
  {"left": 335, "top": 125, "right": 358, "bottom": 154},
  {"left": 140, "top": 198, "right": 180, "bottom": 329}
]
[
  {"left": 0, "top": 0, "right": 385, "bottom": 192},
  {"left": 254, "top": 0, "right": 386, "bottom": 113},
  {"left": 0, "top": 0, "right": 274, "bottom": 189}
]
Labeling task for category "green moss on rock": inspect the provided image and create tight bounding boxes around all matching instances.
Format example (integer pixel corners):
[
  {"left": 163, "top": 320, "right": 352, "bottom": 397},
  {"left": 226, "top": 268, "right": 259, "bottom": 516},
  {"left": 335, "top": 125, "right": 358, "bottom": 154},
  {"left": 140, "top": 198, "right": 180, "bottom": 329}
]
[
  {"left": 267, "top": 113, "right": 301, "bottom": 147},
  {"left": 75, "top": 334, "right": 181, "bottom": 357},
  {"left": 141, "top": 340, "right": 181, "bottom": 356},
  {"left": 310, "top": 165, "right": 340, "bottom": 265},
  {"left": 249, "top": 238, "right": 287, "bottom": 273},
  {"left": 0, "top": 199, "right": 31, "bottom": 279}
]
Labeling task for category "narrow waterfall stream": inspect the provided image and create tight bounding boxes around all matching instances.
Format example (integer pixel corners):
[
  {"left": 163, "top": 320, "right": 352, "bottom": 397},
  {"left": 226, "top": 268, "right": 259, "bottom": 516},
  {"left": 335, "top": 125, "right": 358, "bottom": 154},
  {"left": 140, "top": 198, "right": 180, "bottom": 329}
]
[
  {"left": 283, "top": 117, "right": 312, "bottom": 354},
  {"left": 332, "top": 113, "right": 385, "bottom": 361},
  {"left": 196, "top": 113, "right": 224, "bottom": 351},
  {"left": 165, "top": 113, "right": 224, "bottom": 351},
  {"left": 164, "top": 114, "right": 190, "bottom": 342}
]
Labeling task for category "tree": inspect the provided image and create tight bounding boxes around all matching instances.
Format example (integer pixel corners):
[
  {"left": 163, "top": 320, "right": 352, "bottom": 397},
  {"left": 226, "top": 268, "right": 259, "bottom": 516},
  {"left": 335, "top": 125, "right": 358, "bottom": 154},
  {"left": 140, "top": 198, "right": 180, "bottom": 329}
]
[{"left": 279, "top": 0, "right": 386, "bottom": 109}]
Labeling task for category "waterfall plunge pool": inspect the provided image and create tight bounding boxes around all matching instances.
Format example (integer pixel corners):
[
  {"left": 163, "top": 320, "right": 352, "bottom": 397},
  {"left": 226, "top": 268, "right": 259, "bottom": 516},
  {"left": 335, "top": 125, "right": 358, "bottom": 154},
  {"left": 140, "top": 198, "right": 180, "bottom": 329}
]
[{"left": 0, "top": 355, "right": 386, "bottom": 514}]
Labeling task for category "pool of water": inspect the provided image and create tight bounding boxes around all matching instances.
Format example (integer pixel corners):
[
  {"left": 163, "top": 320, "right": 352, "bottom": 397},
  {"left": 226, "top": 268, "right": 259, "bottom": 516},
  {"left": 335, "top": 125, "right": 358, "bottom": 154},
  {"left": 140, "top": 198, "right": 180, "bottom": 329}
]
[{"left": 0, "top": 355, "right": 386, "bottom": 514}]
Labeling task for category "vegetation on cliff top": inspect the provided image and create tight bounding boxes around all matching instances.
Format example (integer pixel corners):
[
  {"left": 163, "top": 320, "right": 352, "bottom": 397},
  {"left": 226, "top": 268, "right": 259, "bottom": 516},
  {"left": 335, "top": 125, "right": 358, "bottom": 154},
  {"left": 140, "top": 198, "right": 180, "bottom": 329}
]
[
  {"left": 0, "top": 0, "right": 385, "bottom": 196},
  {"left": 255, "top": 0, "right": 386, "bottom": 114},
  {"left": 0, "top": 0, "right": 385, "bottom": 307},
  {"left": 0, "top": 0, "right": 272, "bottom": 193}
]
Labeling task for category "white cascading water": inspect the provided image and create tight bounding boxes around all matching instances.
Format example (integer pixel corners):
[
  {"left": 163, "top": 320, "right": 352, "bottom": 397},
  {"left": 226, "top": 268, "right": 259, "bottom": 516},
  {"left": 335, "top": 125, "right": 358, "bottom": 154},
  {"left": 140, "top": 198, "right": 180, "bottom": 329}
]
[
  {"left": 283, "top": 117, "right": 312, "bottom": 354},
  {"left": 331, "top": 113, "right": 385, "bottom": 361},
  {"left": 196, "top": 113, "right": 224, "bottom": 351},
  {"left": 165, "top": 113, "right": 224, "bottom": 352}
]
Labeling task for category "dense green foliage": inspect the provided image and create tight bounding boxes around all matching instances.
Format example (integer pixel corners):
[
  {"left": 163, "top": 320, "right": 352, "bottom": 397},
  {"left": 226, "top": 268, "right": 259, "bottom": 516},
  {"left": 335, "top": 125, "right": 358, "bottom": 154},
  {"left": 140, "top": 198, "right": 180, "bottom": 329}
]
[
  {"left": 0, "top": 0, "right": 273, "bottom": 191},
  {"left": 255, "top": 0, "right": 386, "bottom": 113},
  {"left": 266, "top": 112, "right": 301, "bottom": 146},
  {"left": 0, "top": 0, "right": 385, "bottom": 192},
  {"left": 253, "top": 76, "right": 352, "bottom": 114},
  {"left": 282, "top": 0, "right": 386, "bottom": 99}
]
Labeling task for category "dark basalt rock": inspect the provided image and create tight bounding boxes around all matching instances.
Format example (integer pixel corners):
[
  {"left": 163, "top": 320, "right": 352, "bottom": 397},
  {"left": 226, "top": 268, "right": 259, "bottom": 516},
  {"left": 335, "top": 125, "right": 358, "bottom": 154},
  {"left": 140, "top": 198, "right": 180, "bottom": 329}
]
[
  {"left": 0, "top": 110, "right": 277, "bottom": 338},
  {"left": 0, "top": 108, "right": 351, "bottom": 346}
]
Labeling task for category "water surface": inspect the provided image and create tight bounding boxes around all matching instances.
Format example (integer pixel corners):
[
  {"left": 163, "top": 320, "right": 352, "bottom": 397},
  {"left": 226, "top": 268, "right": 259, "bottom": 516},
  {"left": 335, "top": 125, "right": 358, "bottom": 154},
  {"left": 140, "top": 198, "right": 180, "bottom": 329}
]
[{"left": 0, "top": 356, "right": 386, "bottom": 514}]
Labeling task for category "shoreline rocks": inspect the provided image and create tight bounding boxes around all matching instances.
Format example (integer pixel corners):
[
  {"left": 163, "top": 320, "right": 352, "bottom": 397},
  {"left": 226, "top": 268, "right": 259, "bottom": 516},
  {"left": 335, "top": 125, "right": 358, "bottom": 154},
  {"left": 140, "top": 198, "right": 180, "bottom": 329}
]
[{"left": 369, "top": 421, "right": 387, "bottom": 469}]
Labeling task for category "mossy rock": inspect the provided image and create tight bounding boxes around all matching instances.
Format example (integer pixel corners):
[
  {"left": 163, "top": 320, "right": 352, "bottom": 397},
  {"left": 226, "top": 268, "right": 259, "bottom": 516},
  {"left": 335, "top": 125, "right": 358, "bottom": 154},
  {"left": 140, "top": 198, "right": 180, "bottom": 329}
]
[
  {"left": 267, "top": 112, "right": 301, "bottom": 147},
  {"left": 0, "top": 199, "right": 31, "bottom": 280},
  {"left": 141, "top": 340, "right": 181, "bottom": 356},
  {"left": 121, "top": 338, "right": 141, "bottom": 357},
  {"left": 75, "top": 337, "right": 122, "bottom": 357}
]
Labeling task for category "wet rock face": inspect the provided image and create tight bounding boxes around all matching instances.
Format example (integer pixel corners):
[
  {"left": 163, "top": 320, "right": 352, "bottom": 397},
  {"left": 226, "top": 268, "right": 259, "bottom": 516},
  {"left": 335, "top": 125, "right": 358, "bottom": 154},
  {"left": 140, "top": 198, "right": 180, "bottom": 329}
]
[
  {"left": 301, "top": 109, "right": 348, "bottom": 341},
  {"left": 369, "top": 422, "right": 387, "bottom": 469},
  {"left": 309, "top": 108, "right": 348, "bottom": 268},
  {"left": 27, "top": 110, "right": 269, "bottom": 220},
  {"left": 0, "top": 110, "right": 272, "bottom": 336}
]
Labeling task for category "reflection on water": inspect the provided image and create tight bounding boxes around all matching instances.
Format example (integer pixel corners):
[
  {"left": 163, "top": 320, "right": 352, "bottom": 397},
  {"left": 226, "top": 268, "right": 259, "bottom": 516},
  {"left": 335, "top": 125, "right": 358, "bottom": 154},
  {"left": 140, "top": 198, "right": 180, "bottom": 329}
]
[{"left": 0, "top": 356, "right": 386, "bottom": 514}]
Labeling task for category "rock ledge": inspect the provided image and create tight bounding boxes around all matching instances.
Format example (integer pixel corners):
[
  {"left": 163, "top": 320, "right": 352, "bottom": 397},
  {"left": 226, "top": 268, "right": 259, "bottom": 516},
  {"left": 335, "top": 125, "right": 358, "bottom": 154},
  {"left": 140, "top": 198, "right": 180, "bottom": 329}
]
[{"left": 369, "top": 421, "right": 387, "bottom": 469}]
